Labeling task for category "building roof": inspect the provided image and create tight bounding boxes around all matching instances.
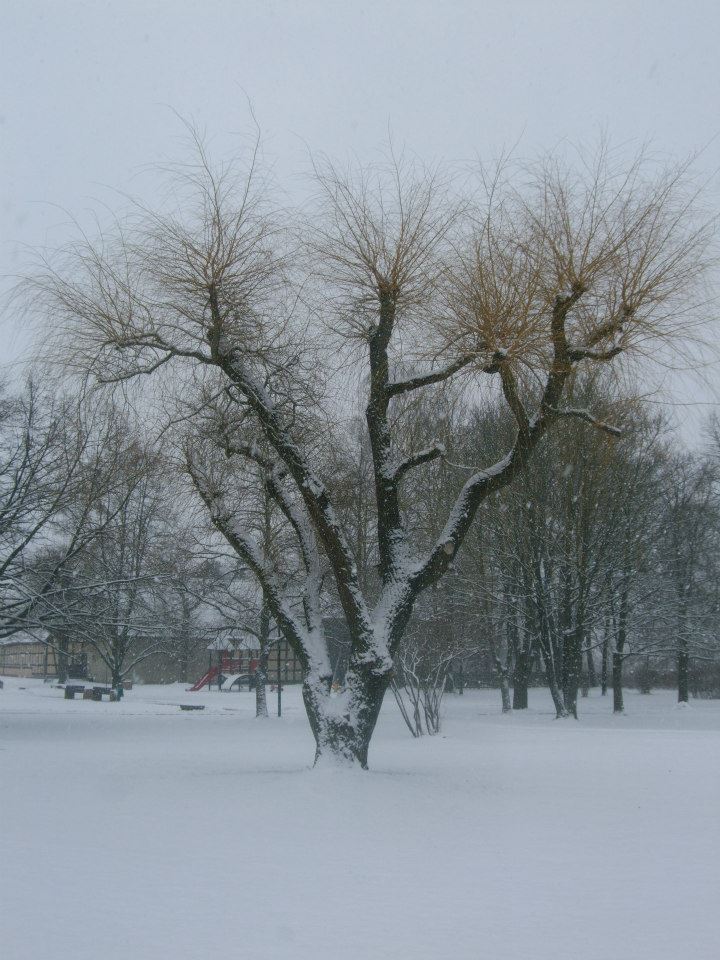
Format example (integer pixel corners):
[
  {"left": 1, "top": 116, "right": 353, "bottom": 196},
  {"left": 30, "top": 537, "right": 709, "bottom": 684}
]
[{"left": 0, "top": 630, "right": 50, "bottom": 647}]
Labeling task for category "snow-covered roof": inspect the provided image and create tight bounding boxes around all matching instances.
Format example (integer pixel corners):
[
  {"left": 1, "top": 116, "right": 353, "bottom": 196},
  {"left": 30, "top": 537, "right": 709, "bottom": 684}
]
[{"left": 0, "top": 630, "right": 49, "bottom": 647}]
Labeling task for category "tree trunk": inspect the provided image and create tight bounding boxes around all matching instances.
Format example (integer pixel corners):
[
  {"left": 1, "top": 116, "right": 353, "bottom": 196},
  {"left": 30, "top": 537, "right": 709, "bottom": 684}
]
[
  {"left": 562, "top": 626, "right": 583, "bottom": 719},
  {"left": 255, "top": 603, "right": 271, "bottom": 719},
  {"left": 536, "top": 637, "right": 567, "bottom": 718},
  {"left": 677, "top": 600, "right": 689, "bottom": 703},
  {"left": 613, "top": 583, "right": 628, "bottom": 713},
  {"left": 512, "top": 641, "right": 532, "bottom": 710},
  {"left": 489, "top": 633, "right": 512, "bottom": 715},
  {"left": 677, "top": 645, "right": 689, "bottom": 703},
  {"left": 499, "top": 674, "right": 512, "bottom": 713},
  {"left": 612, "top": 651, "right": 624, "bottom": 713},
  {"left": 535, "top": 586, "right": 567, "bottom": 718},
  {"left": 56, "top": 634, "right": 69, "bottom": 683},
  {"left": 303, "top": 663, "right": 391, "bottom": 768},
  {"left": 600, "top": 622, "right": 610, "bottom": 696},
  {"left": 585, "top": 640, "right": 597, "bottom": 688},
  {"left": 512, "top": 676, "right": 528, "bottom": 710}
]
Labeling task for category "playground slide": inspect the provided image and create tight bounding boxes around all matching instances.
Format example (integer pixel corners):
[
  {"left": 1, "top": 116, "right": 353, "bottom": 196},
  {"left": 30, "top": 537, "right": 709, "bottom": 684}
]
[
  {"left": 220, "top": 673, "right": 250, "bottom": 691},
  {"left": 188, "top": 667, "right": 219, "bottom": 692}
]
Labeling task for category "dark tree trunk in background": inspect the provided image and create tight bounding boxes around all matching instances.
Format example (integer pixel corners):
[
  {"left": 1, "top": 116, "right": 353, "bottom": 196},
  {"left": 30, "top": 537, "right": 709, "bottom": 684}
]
[
  {"left": 585, "top": 641, "right": 597, "bottom": 687},
  {"left": 562, "top": 626, "right": 583, "bottom": 719},
  {"left": 612, "top": 651, "right": 624, "bottom": 713},
  {"left": 512, "top": 676, "right": 529, "bottom": 710},
  {"left": 677, "top": 598, "right": 690, "bottom": 703},
  {"left": 601, "top": 619, "right": 610, "bottom": 696},
  {"left": 613, "top": 584, "right": 628, "bottom": 713},
  {"left": 512, "top": 646, "right": 531, "bottom": 709},
  {"left": 455, "top": 660, "right": 464, "bottom": 695},
  {"left": 677, "top": 645, "right": 690, "bottom": 703}
]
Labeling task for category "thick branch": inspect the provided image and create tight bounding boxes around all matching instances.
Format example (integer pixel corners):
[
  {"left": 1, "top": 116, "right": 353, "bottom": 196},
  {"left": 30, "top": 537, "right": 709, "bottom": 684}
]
[
  {"left": 389, "top": 443, "right": 446, "bottom": 483},
  {"left": 387, "top": 355, "right": 474, "bottom": 398}
]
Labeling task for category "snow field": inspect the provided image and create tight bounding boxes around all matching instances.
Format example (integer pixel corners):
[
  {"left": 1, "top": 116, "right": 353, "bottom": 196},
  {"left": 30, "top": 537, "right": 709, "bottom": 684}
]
[{"left": 1, "top": 679, "right": 719, "bottom": 960}]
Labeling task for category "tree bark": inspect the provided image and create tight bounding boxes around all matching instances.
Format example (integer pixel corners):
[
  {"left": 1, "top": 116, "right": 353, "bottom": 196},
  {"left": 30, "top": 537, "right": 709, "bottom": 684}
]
[
  {"left": 255, "top": 603, "right": 271, "bottom": 718},
  {"left": 499, "top": 675, "right": 512, "bottom": 713},
  {"left": 585, "top": 640, "right": 598, "bottom": 687},
  {"left": 677, "top": 645, "right": 689, "bottom": 703},
  {"left": 600, "top": 623, "right": 610, "bottom": 696},
  {"left": 303, "top": 663, "right": 391, "bottom": 768},
  {"left": 613, "top": 584, "right": 628, "bottom": 713},
  {"left": 536, "top": 639, "right": 567, "bottom": 717},
  {"left": 512, "top": 647, "right": 531, "bottom": 709},
  {"left": 562, "top": 626, "right": 583, "bottom": 719},
  {"left": 612, "top": 651, "right": 624, "bottom": 713}
]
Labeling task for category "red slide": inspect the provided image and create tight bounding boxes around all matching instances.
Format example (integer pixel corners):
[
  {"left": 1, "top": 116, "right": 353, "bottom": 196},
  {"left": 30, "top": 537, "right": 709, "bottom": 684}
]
[{"left": 188, "top": 667, "right": 219, "bottom": 692}]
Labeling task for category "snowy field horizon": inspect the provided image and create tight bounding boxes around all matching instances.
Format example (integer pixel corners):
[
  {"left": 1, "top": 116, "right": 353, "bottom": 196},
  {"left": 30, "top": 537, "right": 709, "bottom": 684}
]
[{"left": 1, "top": 678, "right": 718, "bottom": 960}]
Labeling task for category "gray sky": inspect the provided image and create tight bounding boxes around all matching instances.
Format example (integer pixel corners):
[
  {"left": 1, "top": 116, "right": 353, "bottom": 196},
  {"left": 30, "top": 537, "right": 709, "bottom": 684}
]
[{"left": 2, "top": 0, "right": 719, "bottom": 431}]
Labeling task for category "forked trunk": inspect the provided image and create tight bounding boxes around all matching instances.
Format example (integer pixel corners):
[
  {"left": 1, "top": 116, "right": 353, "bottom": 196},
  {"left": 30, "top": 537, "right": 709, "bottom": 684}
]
[{"left": 303, "top": 664, "right": 392, "bottom": 769}]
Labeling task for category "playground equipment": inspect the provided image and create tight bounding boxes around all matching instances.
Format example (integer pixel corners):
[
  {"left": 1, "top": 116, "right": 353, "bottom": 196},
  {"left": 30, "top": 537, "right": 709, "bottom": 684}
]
[{"left": 189, "top": 636, "right": 259, "bottom": 692}]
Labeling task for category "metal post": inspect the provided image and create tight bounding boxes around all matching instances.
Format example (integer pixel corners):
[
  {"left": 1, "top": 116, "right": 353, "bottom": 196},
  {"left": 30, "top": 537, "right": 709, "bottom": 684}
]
[{"left": 277, "top": 641, "right": 282, "bottom": 718}]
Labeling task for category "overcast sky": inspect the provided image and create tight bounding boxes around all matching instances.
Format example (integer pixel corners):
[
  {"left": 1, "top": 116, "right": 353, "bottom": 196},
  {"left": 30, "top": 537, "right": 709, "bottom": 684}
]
[{"left": 2, "top": 0, "right": 719, "bottom": 430}]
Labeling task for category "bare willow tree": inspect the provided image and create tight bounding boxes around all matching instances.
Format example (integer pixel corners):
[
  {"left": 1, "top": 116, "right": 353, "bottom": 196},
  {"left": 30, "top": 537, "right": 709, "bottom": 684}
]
[{"left": 26, "top": 135, "right": 713, "bottom": 765}]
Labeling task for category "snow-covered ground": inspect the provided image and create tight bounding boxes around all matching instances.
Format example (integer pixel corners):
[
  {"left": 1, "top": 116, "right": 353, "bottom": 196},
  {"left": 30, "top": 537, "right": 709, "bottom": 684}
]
[{"left": 1, "top": 678, "right": 718, "bottom": 960}]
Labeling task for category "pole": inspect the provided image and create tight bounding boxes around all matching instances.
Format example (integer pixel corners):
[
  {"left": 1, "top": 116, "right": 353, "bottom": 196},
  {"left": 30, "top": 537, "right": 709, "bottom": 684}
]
[{"left": 277, "top": 641, "right": 282, "bottom": 718}]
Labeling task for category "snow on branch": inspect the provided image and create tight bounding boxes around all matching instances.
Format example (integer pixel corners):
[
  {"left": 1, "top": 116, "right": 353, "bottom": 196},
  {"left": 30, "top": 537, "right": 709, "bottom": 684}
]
[
  {"left": 388, "top": 443, "right": 446, "bottom": 482},
  {"left": 546, "top": 406, "right": 622, "bottom": 437}
]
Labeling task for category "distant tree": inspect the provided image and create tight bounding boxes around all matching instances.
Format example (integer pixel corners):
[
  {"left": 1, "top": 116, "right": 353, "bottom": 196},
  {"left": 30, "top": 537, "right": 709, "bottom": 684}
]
[
  {"left": 1, "top": 381, "right": 132, "bottom": 643},
  {"left": 30, "top": 443, "right": 171, "bottom": 688}
]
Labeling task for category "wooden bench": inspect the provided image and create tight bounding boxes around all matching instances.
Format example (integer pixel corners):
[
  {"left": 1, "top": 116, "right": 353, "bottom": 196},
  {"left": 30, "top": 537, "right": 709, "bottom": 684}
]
[{"left": 77, "top": 687, "right": 117, "bottom": 701}]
